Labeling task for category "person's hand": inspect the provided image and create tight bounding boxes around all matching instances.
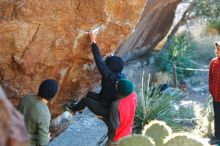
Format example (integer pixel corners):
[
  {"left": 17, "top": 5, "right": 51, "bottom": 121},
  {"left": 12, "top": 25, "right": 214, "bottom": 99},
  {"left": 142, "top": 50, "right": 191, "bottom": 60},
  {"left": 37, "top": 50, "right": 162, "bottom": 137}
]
[{"left": 89, "top": 31, "right": 96, "bottom": 43}]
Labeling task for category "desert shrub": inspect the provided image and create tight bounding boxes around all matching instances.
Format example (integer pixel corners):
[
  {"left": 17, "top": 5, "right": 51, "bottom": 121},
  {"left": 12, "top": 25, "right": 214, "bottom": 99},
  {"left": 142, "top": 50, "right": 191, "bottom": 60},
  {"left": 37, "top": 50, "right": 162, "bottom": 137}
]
[
  {"left": 189, "top": 36, "right": 216, "bottom": 64},
  {"left": 207, "top": 19, "right": 220, "bottom": 34},
  {"left": 154, "top": 32, "right": 195, "bottom": 79}
]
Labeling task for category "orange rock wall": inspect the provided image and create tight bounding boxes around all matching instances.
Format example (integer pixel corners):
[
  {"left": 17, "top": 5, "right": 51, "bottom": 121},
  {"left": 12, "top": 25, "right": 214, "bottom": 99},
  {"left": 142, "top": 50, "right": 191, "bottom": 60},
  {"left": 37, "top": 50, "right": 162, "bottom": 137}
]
[{"left": 0, "top": 0, "right": 180, "bottom": 116}]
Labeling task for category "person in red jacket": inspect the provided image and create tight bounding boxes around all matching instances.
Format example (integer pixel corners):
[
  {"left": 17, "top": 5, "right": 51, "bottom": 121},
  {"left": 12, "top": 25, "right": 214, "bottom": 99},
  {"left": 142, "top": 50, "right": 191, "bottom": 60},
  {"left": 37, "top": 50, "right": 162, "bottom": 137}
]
[
  {"left": 209, "top": 41, "right": 220, "bottom": 145},
  {"left": 107, "top": 79, "right": 137, "bottom": 145}
]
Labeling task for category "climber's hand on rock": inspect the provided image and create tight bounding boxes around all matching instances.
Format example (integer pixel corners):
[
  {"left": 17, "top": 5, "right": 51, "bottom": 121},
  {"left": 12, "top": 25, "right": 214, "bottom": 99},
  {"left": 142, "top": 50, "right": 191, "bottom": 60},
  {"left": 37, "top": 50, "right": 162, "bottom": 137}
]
[{"left": 89, "top": 31, "right": 96, "bottom": 43}]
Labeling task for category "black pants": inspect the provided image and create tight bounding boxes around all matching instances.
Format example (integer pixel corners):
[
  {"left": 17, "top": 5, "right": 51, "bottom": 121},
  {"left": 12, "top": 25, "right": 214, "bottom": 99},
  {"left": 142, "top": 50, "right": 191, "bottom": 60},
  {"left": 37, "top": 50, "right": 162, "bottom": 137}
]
[
  {"left": 213, "top": 101, "right": 220, "bottom": 138},
  {"left": 73, "top": 92, "right": 110, "bottom": 118}
]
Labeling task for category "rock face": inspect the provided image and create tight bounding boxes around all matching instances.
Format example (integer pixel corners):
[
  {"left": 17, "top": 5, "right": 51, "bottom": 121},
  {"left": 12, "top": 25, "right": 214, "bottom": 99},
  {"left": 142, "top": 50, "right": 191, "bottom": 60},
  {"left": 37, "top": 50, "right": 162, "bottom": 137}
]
[
  {"left": 0, "top": 0, "right": 180, "bottom": 116},
  {"left": 116, "top": 0, "right": 181, "bottom": 60}
]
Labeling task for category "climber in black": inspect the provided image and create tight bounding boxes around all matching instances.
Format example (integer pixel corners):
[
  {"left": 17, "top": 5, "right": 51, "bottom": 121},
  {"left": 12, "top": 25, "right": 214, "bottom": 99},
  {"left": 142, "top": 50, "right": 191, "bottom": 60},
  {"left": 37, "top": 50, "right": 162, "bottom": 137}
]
[{"left": 64, "top": 31, "right": 125, "bottom": 119}]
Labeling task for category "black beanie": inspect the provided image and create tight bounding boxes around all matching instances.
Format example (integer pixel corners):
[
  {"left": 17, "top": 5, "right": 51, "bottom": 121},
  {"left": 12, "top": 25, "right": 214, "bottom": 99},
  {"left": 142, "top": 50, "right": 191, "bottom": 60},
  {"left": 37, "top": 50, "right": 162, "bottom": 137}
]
[
  {"left": 117, "top": 79, "right": 134, "bottom": 97},
  {"left": 105, "top": 56, "right": 124, "bottom": 73},
  {"left": 38, "top": 79, "right": 58, "bottom": 100}
]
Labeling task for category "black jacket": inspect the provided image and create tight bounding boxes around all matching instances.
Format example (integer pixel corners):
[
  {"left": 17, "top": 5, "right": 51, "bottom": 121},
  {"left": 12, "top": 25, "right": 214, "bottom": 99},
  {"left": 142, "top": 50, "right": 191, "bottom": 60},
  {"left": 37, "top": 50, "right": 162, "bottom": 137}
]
[{"left": 91, "top": 43, "right": 125, "bottom": 107}]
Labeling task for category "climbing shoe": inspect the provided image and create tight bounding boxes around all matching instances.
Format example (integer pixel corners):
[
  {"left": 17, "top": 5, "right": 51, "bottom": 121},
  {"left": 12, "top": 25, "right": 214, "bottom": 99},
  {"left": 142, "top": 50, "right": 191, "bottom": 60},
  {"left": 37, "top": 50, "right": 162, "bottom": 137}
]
[
  {"left": 64, "top": 100, "right": 78, "bottom": 114},
  {"left": 64, "top": 100, "right": 83, "bottom": 114}
]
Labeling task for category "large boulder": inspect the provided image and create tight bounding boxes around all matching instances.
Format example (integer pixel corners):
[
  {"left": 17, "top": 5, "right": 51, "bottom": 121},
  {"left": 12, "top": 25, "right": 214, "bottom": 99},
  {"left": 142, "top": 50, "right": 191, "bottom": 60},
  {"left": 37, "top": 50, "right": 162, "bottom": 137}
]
[
  {"left": 116, "top": 0, "right": 181, "bottom": 60},
  {"left": 0, "top": 0, "right": 181, "bottom": 116}
]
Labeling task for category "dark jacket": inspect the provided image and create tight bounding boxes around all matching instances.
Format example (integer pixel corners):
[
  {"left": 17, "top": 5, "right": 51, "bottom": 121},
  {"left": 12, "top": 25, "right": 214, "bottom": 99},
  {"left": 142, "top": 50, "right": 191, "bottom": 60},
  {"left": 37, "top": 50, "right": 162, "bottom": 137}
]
[{"left": 91, "top": 43, "right": 125, "bottom": 107}]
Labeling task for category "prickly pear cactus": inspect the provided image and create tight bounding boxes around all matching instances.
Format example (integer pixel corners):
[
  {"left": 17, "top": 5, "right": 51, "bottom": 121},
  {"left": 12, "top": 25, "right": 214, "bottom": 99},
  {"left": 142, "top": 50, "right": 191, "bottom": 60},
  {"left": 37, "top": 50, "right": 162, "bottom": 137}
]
[
  {"left": 118, "top": 135, "right": 155, "bottom": 146},
  {"left": 118, "top": 120, "right": 209, "bottom": 146},
  {"left": 142, "top": 120, "right": 172, "bottom": 146},
  {"left": 163, "top": 133, "right": 207, "bottom": 146}
]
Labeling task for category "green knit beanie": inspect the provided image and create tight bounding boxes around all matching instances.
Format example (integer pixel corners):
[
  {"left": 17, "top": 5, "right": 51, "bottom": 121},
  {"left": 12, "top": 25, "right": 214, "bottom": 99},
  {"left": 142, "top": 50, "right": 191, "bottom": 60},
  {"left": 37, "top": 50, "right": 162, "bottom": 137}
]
[{"left": 117, "top": 79, "right": 134, "bottom": 97}]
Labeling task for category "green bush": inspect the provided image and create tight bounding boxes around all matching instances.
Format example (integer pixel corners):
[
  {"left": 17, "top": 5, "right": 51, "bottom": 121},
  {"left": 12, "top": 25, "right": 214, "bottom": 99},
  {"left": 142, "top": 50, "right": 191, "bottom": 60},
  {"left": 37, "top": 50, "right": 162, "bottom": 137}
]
[{"left": 189, "top": 36, "right": 216, "bottom": 64}]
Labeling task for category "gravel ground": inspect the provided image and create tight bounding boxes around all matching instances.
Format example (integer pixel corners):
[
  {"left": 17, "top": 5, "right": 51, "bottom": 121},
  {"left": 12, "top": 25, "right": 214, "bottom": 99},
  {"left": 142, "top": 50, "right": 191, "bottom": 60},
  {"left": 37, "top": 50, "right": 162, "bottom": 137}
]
[{"left": 49, "top": 108, "right": 108, "bottom": 146}]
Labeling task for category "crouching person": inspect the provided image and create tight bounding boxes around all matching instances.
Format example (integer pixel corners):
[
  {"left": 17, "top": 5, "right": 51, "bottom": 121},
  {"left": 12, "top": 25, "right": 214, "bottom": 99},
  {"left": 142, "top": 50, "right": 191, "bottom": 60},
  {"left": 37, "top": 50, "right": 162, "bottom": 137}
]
[
  {"left": 18, "top": 79, "right": 58, "bottom": 146},
  {"left": 107, "top": 79, "right": 137, "bottom": 146}
]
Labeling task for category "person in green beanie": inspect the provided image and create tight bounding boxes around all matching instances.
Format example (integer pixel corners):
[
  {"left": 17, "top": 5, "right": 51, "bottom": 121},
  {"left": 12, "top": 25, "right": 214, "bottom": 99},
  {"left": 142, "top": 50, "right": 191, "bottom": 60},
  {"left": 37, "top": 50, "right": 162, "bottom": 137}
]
[{"left": 107, "top": 79, "right": 138, "bottom": 146}]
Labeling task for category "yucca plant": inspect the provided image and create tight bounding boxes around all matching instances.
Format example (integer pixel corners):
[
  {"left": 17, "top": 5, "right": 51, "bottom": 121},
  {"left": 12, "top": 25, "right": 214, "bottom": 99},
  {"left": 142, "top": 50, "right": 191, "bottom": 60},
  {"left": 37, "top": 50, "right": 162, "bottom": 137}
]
[{"left": 134, "top": 72, "right": 191, "bottom": 133}]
